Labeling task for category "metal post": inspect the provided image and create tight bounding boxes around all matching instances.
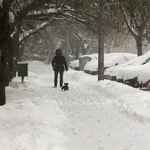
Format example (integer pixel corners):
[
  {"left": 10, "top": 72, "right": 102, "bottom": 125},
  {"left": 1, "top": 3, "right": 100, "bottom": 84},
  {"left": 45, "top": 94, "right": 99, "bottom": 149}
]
[{"left": 21, "top": 76, "right": 24, "bottom": 83}]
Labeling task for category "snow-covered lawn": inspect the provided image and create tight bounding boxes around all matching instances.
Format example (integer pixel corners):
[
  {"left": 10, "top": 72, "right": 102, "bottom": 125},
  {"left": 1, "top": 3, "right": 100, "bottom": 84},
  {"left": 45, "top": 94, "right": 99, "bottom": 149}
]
[{"left": 2, "top": 61, "right": 150, "bottom": 150}]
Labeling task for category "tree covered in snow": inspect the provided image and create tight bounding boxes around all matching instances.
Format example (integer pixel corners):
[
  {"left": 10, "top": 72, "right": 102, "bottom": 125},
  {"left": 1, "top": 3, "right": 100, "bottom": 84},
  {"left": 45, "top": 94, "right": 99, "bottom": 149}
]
[
  {"left": 0, "top": 0, "right": 84, "bottom": 105},
  {"left": 108, "top": 0, "right": 150, "bottom": 56}
]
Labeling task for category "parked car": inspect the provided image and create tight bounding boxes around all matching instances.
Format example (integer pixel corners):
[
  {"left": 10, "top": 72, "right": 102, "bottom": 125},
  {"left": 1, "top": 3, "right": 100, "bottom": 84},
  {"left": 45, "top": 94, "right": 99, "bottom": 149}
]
[
  {"left": 84, "top": 53, "right": 137, "bottom": 75},
  {"left": 104, "top": 57, "right": 138, "bottom": 81},
  {"left": 79, "top": 54, "right": 98, "bottom": 70},
  {"left": 140, "top": 80, "right": 150, "bottom": 91},
  {"left": 138, "top": 69, "right": 150, "bottom": 90},
  {"left": 104, "top": 51, "right": 150, "bottom": 89},
  {"left": 104, "top": 53, "right": 136, "bottom": 69},
  {"left": 84, "top": 59, "right": 98, "bottom": 75},
  {"left": 124, "top": 60, "right": 150, "bottom": 88},
  {"left": 115, "top": 51, "right": 150, "bottom": 83},
  {"left": 69, "top": 53, "right": 98, "bottom": 71},
  {"left": 69, "top": 59, "right": 79, "bottom": 70},
  {"left": 116, "top": 65, "right": 136, "bottom": 82}
]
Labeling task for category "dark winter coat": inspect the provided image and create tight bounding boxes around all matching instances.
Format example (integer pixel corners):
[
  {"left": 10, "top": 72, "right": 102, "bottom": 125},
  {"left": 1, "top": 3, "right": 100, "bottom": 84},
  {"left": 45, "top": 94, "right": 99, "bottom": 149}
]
[{"left": 52, "top": 55, "right": 68, "bottom": 71}]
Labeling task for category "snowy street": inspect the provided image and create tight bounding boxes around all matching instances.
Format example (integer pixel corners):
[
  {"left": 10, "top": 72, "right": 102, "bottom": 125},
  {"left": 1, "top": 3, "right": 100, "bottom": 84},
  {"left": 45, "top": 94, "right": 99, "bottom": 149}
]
[{"left": 3, "top": 61, "right": 150, "bottom": 150}]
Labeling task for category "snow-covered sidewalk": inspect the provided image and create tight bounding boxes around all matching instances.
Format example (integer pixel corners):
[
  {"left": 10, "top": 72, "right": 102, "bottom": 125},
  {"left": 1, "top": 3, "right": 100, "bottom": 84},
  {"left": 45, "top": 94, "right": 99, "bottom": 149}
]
[{"left": 2, "top": 61, "right": 150, "bottom": 150}]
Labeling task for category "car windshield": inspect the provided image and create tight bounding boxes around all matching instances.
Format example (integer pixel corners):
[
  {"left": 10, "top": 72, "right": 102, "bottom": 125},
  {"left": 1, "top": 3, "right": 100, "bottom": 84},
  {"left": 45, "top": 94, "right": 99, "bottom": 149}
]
[{"left": 145, "top": 58, "right": 150, "bottom": 63}]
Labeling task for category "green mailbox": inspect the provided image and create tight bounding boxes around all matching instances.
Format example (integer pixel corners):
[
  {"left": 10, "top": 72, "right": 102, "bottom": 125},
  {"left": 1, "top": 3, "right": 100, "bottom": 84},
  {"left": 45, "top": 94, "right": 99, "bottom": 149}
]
[{"left": 18, "top": 62, "right": 28, "bottom": 82}]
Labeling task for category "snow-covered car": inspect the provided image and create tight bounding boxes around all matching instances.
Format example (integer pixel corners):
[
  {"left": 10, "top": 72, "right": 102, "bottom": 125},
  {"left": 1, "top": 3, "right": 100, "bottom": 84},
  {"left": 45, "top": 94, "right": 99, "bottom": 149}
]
[
  {"left": 84, "top": 59, "right": 98, "bottom": 75},
  {"left": 104, "top": 57, "right": 138, "bottom": 81},
  {"left": 137, "top": 69, "right": 150, "bottom": 90},
  {"left": 115, "top": 51, "right": 150, "bottom": 83},
  {"left": 116, "top": 65, "right": 136, "bottom": 82},
  {"left": 69, "top": 59, "right": 79, "bottom": 70},
  {"left": 69, "top": 53, "right": 98, "bottom": 71},
  {"left": 84, "top": 53, "right": 137, "bottom": 75},
  {"left": 140, "top": 79, "right": 150, "bottom": 91},
  {"left": 79, "top": 54, "right": 98, "bottom": 70},
  {"left": 104, "top": 53, "right": 136, "bottom": 69},
  {"left": 123, "top": 61, "right": 150, "bottom": 88}
]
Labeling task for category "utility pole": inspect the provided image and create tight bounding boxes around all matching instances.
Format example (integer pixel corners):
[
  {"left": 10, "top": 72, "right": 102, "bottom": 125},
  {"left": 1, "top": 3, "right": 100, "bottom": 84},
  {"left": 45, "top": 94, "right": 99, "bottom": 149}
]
[
  {"left": 65, "top": 21, "right": 69, "bottom": 65},
  {"left": 98, "top": 0, "right": 104, "bottom": 81}
]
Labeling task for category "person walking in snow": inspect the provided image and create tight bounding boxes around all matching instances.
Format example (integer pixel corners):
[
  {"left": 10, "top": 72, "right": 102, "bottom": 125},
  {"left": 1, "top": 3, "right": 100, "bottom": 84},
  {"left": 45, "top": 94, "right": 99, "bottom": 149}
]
[{"left": 52, "top": 49, "right": 68, "bottom": 88}]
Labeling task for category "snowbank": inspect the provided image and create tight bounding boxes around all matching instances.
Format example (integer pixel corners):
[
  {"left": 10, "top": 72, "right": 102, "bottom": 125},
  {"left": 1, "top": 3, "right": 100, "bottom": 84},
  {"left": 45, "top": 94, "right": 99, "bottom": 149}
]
[
  {"left": 2, "top": 61, "right": 150, "bottom": 149},
  {"left": 66, "top": 69, "right": 150, "bottom": 124}
]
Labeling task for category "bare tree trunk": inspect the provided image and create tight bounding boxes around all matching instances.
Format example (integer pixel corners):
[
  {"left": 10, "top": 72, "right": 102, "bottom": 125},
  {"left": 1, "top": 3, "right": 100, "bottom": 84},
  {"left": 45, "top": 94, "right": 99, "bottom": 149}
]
[
  {"left": 0, "top": 16, "right": 8, "bottom": 105},
  {"left": 0, "top": 0, "right": 13, "bottom": 105},
  {"left": 44, "top": 40, "right": 51, "bottom": 64},
  {"left": 45, "top": 50, "right": 51, "bottom": 64},
  {"left": 82, "top": 42, "right": 86, "bottom": 55},
  {"left": 65, "top": 21, "right": 69, "bottom": 64},
  {"left": 0, "top": 82, "right": 6, "bottom": 105},
  {"left": 75, "top": 43, "right": 80, "bottom": 59},
  {"left": 135, "top": 35, "right": 143, "bottom": 56},
  {"left": 98, "top": 0, "right": 104, "bottom": 81},
  {"left": 45, "top": 47, "right": 54, "bottom": 64}
]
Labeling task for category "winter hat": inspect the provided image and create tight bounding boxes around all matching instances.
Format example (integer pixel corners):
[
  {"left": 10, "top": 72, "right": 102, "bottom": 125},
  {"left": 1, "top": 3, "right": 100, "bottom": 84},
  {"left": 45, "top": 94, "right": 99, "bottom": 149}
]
[{"left": 55, "top": 49, "right": 62, "bottom": 56}]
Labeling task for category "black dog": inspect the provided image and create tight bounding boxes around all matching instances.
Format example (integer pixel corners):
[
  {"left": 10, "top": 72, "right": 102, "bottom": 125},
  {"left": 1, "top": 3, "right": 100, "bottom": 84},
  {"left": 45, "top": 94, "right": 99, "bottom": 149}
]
[{"left": 61, "top": 83, "right": 69, "bottom": 91}]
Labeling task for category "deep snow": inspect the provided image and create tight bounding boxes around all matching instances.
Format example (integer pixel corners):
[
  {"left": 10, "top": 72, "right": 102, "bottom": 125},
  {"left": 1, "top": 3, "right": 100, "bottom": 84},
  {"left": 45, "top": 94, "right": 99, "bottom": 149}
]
[{"left": 2, "top": 61, "right": 150, "bottom": 150}]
